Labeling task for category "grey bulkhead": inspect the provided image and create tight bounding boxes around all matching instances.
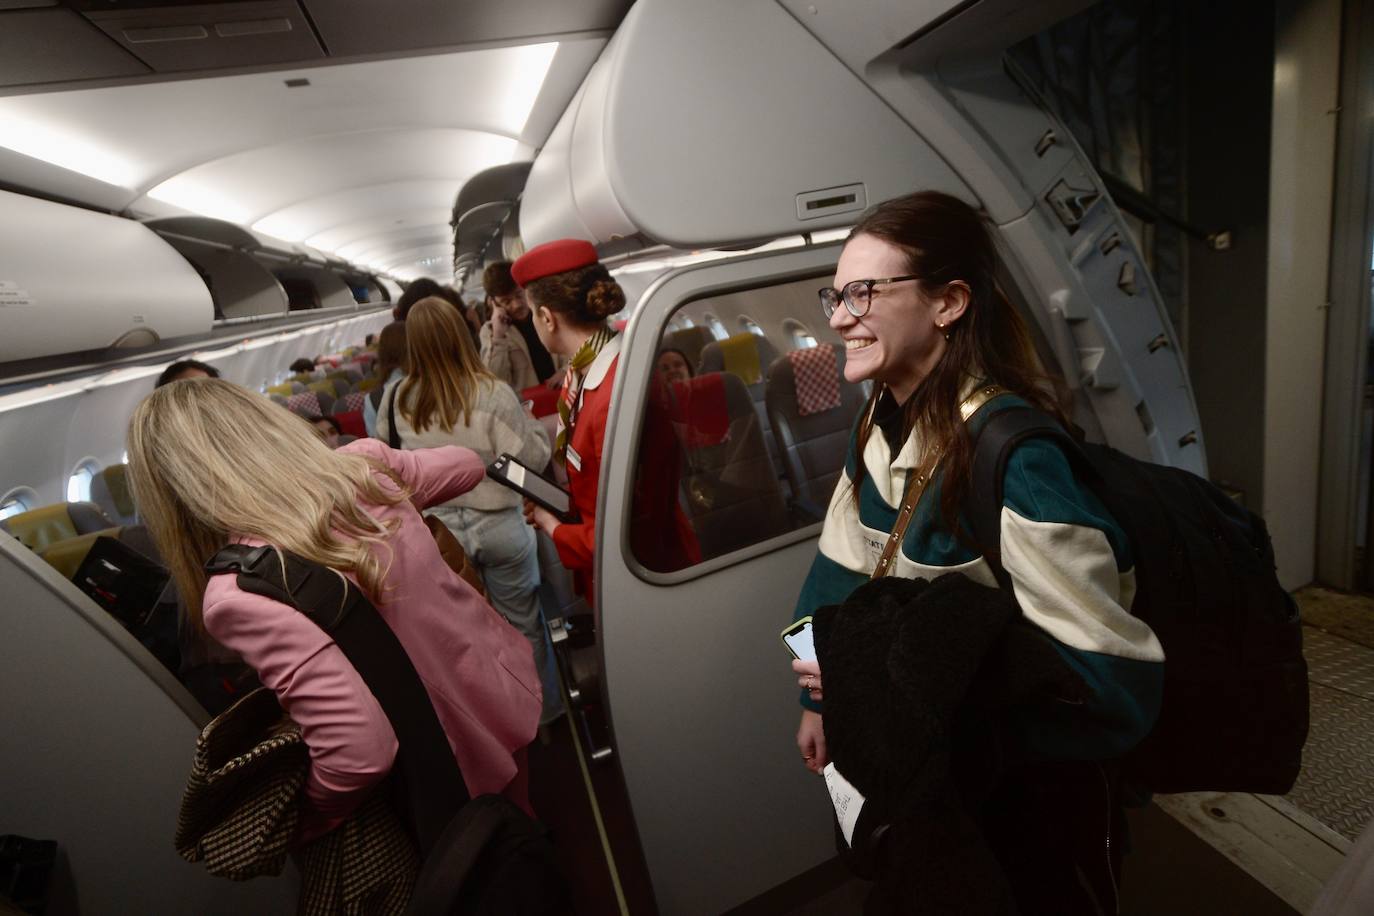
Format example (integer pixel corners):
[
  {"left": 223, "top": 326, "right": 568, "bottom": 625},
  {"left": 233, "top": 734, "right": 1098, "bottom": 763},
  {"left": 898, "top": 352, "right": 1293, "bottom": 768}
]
[{"left": 577, "top": 1, "right": 1202, "bottom": 914}]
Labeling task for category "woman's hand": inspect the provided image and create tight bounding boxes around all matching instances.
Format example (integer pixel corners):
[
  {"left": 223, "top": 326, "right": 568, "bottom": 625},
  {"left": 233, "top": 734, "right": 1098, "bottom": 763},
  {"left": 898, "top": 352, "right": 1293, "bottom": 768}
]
[
  {"left": 796, "top": 710, "right": 827, "bottom": 775},
  {"left": 792, "top": 657, "right": 823, "bottom": 703},
  {"left": 490, "top": 303, "right": 510, "bottom": 340},
  {"left": 523, "top": 498, "right": 560, "bottom": 537}
]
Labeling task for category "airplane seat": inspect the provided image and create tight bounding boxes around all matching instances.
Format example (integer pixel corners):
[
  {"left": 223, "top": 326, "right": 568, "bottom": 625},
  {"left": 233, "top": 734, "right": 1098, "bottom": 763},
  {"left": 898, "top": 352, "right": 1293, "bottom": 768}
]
[
  {"left": 307, "top": 379, "right": 342, "bottom": 399},
  {"left": 91, "top": 463, "right": 138, "bottom": 526},
  {"left": 764, "top": 344, "right": 866, "bottom": 522},
  {"left": 674, "top": 371, "right": 789, "bottom": 560},
  {"left": 335, "top": 366, "right": 365, "bottom": 382},
  {"left": 265, "top": 382, "right": 294, "bottom": 397},
  {"left": 285, "top": 391, "right": 330, "bottom": 417},
  {"left": 0, "top": 501, "right": 116, "bottom": 552},
  {"left": 37, "top": 526, "right": 124, "bottom": 580},
  {"left": 698, "top": 333, "right": 782, "bottom": 471},
  {"left": 662, "top": 326, "right": 718, "bottom": 369},
  {"left": 334, "top": 391, "right": 367, "bottom": 415},
  {"left": 355, "top": 376, "right": 381, "bottom": 394}
]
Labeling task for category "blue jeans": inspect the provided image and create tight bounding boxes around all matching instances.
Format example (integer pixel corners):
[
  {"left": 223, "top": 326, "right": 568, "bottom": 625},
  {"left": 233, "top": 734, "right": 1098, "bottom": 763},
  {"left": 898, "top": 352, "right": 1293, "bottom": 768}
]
[{"left": 430, "top": 504, "right": 563, "bottom": 724}]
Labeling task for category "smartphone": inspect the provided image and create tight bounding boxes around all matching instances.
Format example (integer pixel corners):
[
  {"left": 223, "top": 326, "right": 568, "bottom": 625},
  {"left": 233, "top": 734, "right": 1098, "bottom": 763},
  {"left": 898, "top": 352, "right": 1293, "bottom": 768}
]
[
  {"left": 487, "top": 453, "right": 574, "bottom": 521},
  {"left": 780, "top": 616, "right": 816, "bottom": 662}
]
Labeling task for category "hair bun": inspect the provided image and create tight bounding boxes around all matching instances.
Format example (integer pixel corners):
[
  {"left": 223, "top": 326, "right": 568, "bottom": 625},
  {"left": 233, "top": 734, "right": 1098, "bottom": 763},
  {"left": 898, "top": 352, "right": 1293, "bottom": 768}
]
[{"left": 584, "top": 279, "right": 625, "bottom": 320}]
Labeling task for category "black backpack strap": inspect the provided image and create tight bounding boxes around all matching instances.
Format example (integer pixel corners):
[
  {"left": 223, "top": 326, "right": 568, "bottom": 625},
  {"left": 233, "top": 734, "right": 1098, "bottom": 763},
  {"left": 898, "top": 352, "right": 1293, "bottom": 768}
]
[
  {"left": 384, "top": 383, "right": 402, "bottom": 450},
  {"left": 967, "top": 406, "right": 1084, "bottom": 592},
  {"left": 206, "top": 544, "right": 467, "bottom": 855}
]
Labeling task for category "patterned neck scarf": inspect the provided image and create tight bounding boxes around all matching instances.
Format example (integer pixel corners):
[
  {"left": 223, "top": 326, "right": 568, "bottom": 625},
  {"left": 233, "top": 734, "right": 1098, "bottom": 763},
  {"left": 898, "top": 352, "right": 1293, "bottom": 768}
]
[{"left": 555, "top": 325, "right": 616, "bottom": 465}]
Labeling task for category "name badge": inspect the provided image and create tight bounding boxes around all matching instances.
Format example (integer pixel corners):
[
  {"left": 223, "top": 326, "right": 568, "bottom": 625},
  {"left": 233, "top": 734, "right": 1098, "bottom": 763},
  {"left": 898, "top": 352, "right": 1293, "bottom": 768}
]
[{"left": 565, "top": 444, "right": 583, "bottom": 472}]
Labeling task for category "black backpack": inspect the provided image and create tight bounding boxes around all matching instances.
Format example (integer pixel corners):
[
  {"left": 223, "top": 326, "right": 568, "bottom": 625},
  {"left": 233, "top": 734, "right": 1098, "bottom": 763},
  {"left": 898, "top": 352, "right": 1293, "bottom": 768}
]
[
  {"left": 206, "top": 545, "right": 569, "bottom": 915},
  {"left": 965, "top": 404, "right": 1309, "bottom": 795}
]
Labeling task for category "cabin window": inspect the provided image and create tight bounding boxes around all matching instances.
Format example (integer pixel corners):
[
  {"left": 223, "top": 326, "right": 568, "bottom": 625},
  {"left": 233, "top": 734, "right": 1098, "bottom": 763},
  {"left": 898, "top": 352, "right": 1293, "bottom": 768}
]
[
  {"left": 0, "top": 488, "right": 36, "bottom": 521},
  {"left": 784, "top": 319, "right": 818, "bottom": 350},
  {"left": 701, "top": 313, "right": 728, "bottom": 340},
  {"left": 66, "top": 459, "right": 100, "bottom": 503},
  {"left": 627, "top": 271, "right": 867, "bottom": 577},
  {"left": 738, "top": 316, "right": 766, "bottom": 337}
]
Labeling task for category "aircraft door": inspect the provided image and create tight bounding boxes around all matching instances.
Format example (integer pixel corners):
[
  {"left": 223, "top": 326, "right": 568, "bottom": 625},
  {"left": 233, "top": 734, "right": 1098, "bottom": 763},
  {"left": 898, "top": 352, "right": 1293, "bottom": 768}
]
[{"left": 595, "top": 245, "right": 850, "bottom": 915}]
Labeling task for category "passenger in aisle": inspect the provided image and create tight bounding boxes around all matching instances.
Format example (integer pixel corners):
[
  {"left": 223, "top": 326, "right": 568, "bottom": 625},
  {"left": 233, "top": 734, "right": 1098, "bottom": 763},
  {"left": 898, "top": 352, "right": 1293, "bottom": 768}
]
[
  {"left": 364, "top": 321, "right": 407, "bottom": 437},
  {"left": 127, "top": 378, "right": 542, "bottom": 839},
  {"left": 376, "top": 298, "right": 562, "bottom": 725},
  {"left": 480, "top": 261, "right": 560, "bottom": 391},
  {"left": 289, "top": 357, "right": 317, "bottom": 374},
  {"left": 154, "top": 359, "right": 219, "bottom": 388}
]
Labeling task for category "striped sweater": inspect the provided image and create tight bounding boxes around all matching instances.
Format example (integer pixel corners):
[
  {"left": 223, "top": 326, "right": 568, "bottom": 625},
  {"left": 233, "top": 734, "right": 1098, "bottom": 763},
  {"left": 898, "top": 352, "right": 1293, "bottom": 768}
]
[{"left": 793, "top": 391, "right": 1164, "bottom": 763}]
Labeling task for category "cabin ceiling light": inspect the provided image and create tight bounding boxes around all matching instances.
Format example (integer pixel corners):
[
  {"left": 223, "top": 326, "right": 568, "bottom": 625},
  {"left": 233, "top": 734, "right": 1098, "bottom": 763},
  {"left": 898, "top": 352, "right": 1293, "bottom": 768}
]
[
  {"left": 0, "top": 108, "right": 140, "bottom": 188},
  {"left": 146, "top": 173, "right": 254, "bottom": 224}
]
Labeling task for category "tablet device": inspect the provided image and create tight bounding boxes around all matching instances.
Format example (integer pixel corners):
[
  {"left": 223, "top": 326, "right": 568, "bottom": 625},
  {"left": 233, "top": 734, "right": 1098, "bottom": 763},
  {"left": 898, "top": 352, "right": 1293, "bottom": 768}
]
[{"left": 487, "top": 453, "right": 575, "bottom": 521}]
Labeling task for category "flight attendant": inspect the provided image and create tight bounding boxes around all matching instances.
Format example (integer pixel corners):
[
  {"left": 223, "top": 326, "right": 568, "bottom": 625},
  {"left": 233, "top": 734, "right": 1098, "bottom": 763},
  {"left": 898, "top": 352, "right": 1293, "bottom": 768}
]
[
  {"left": 519, "top": 239, "right": 699, "bottom": 602},
  {"left": 516, "top": 240, "right": 624, "bottom": 606}
]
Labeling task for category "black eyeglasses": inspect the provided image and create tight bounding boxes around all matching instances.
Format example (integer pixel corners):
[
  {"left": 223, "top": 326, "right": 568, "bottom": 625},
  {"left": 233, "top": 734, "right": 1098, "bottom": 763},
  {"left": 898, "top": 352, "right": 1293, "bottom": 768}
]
[{"left": 818, "top": 274, "right": 921, "bottom": 319}]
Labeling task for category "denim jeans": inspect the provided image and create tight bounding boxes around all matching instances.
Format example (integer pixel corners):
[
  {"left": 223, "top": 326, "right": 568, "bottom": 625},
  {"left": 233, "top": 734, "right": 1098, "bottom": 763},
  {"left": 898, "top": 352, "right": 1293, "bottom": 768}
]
[{"left": 429, "top": 504, "right": 563, "bottom": 724}]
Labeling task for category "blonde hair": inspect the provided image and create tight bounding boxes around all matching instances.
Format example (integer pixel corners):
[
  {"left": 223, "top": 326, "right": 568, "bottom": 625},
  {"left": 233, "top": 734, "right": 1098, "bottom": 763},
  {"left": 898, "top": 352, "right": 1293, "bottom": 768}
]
[
  {"left": 127, "top": 378, "right": 408, "bottom": 630},
  {"left": 397, "top": 296, "right": 497, "bottom": 433}
]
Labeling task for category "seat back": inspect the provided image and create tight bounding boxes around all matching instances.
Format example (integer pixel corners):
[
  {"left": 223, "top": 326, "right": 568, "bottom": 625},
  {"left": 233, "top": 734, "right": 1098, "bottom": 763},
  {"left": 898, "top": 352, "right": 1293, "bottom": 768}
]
[
  {"left": 91, "top": 463, "right": 138, "bottom": 525},
  {"left": 662, "top": 326, "right": 718, "bottom": 370},
  {"left": 676, "top": 372, "right": 789, "bottom": 560},
  {"left": 699, "top": 333, "right": 782, "bottom": 471},
  {"left": 334, "top": 390, "right": 367, "bottom": 415},
  {"left": 0, "top": 501, "right": 115, "bottom": 552},
  {"left": 765, "top": 345, "right": 867, "bottom": 514},
  {"left": 285, "top": 391, "right": 328, "bottom": 416}
]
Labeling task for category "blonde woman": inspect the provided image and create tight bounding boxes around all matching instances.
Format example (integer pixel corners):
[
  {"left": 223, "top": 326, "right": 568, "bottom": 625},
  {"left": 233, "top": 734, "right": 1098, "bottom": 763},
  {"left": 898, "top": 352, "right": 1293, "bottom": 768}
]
[
  {"left": 376, "top": 297, "right": 560, "bottom": 724},
  {"left": 127, "top": 379, "right": 542, "bottom": 841}
]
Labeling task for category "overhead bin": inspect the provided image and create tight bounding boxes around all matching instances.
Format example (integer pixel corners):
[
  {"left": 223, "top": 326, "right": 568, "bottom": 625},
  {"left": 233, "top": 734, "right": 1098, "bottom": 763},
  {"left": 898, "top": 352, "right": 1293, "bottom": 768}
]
[
  {"left": 0, "top": 190, "right": 212, "bottom": 363},
  {"left": 519, "top": 0, "right": 971, "bottom": 250},
  {"left": 451, "top": 161, "right": 531, "bottom": 284}
]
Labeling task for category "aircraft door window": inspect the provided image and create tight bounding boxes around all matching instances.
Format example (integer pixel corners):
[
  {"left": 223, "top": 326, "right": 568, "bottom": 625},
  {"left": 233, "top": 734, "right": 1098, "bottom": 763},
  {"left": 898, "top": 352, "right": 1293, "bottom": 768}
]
[
  {"left": 0, "top": 487, "right": 37, "bottom": 521},
  {"left": 66, "top": 459, "right": 100, "bottom": 503},
  {"left": 630, "top": 273, "right": 867, "bottom": 576}
]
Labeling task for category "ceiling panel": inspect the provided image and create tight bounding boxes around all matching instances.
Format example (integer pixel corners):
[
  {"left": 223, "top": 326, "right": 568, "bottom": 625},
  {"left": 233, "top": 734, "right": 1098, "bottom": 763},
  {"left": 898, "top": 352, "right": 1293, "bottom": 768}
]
[
  {"left": 305, "top": 0, "right": 630, "bottom": 57},
  {"left": 0, "top": 8, "right": 149, "bottom": 87}
]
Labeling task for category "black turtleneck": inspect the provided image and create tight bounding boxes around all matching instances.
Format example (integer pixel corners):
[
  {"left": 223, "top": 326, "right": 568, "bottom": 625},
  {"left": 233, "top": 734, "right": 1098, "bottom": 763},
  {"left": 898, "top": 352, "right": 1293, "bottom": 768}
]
[{"left": 513, "top": 314, "right": 556, "bottom": 383}]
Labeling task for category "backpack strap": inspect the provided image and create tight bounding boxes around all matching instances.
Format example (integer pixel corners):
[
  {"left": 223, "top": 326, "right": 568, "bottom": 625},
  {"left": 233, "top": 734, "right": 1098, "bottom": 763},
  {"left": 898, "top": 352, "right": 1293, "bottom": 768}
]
[
  {"left": 383, "top": 383, "right": 402, "bottom": 450},
  {"left": 205, "top": 544, "right": 467, "bottom": 855},
  {"left": 966, "top": 406, "right": 1085, "bottom": 592}
]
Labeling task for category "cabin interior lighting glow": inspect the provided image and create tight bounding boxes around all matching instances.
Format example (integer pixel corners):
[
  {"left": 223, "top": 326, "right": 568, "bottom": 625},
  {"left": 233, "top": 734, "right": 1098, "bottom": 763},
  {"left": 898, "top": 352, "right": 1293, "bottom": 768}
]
[
  {"left": 147, "top": 174, "right": 254, "bottom": 224},
  {"left": 502, "top": 42, "right": 559, "bottom": 136},
  {"left": 0, "top": 108, "right": 140, "bottom": 188}
]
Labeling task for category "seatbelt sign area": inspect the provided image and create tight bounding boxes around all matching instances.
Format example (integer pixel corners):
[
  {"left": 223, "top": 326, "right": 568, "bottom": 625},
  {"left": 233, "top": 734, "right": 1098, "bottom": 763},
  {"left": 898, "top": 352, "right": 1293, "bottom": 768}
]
[{"left": 823, "top": 763, "right": 866, "bottom": 847}]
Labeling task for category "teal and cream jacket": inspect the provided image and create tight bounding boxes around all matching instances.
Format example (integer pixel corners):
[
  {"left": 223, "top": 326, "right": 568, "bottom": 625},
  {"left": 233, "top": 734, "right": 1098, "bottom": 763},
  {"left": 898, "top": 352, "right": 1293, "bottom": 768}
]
[{"left": 793, "top": 390, "right": 1164, "bottom": 763}]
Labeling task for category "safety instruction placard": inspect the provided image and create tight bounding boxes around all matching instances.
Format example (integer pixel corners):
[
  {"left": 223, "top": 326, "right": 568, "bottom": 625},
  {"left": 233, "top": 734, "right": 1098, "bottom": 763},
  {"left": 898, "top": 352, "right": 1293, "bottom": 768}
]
[{"left": 0, "top": 281, "right": 35, "bottom": 308}]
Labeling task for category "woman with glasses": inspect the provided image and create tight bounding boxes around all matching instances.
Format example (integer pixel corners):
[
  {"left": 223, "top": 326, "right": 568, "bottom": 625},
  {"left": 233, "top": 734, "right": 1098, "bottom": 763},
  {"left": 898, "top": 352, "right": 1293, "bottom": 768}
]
[{"left": 789, "top": 190, "right": 1163, "bottom": 913}]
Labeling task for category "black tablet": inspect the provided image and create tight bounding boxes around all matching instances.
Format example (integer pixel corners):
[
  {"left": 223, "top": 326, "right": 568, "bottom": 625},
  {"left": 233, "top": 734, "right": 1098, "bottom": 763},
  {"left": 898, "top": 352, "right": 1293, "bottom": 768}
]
[{"left": 487, "top": 453, "right": 575, "bottom": 522}]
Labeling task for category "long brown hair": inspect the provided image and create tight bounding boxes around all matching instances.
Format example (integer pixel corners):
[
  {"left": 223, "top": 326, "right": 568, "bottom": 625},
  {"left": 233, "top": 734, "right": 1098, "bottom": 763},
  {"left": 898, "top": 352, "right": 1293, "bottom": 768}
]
[
  {"left": 397, "top": 296, "right": 497, "bottom": 433},
  {"left": 848, "top": 190, "right": 1069, "bottom": 536},
  {"left": 126, "top": 379, "right": 408, "bottom": 630}
]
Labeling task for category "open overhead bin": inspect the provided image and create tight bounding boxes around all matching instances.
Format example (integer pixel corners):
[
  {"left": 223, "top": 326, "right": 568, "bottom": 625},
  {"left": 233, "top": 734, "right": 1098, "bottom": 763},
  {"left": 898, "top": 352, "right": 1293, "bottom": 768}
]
[
  {"left": 0, "top": 190, "right": 213, "bottom": 363},
  {"left": 451, "top": 161, "right": 531, "bottom": 284}
]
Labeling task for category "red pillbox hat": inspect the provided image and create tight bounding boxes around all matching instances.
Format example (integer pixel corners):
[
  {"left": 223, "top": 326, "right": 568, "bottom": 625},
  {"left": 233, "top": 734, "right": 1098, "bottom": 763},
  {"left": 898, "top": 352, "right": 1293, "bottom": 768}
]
[{"left": 511, "top": 239, "right": 599, "bottom": 288}]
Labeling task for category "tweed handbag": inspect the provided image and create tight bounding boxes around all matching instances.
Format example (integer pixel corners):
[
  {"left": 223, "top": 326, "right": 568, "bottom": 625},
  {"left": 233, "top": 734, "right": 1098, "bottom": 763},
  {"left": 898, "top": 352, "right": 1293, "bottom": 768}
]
[{"left": 174, "top": 686, "right": 306, "bottom": 879}]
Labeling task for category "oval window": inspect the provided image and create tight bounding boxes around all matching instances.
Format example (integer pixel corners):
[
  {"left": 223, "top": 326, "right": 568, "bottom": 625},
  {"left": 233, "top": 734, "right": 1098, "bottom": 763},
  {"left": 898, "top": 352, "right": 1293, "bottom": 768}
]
[
  {"left": 784, "top": 319, "right": 819, "bottom": 350},
  {"left": 0, "top": 487, "right": 37, "bottom": 521},
  {"left": 66, "top": 459, "right": 100, "bottom": 503},
  {"left": 738, "top": 316, "right": 766, "bottom": 337},
  {"left": 701, "top": 313, "right": 728, "bottom": 340}
]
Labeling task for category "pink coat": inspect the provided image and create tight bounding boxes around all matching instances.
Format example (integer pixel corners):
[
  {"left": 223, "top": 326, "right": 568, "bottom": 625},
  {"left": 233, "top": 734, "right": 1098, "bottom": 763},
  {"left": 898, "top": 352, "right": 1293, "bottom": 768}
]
[{"left": 202, "top": 439, "right": 542, "bottom": 840}]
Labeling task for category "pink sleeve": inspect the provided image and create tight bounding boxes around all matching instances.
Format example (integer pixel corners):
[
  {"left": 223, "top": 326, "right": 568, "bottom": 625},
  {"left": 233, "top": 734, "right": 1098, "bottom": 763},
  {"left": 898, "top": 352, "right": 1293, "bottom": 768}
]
[
  {"left": 342, "top": 438, "right": 485, "bottom": 510},
  {"left": 203, "top": 577, "right": 398, "bottom": 842}
]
